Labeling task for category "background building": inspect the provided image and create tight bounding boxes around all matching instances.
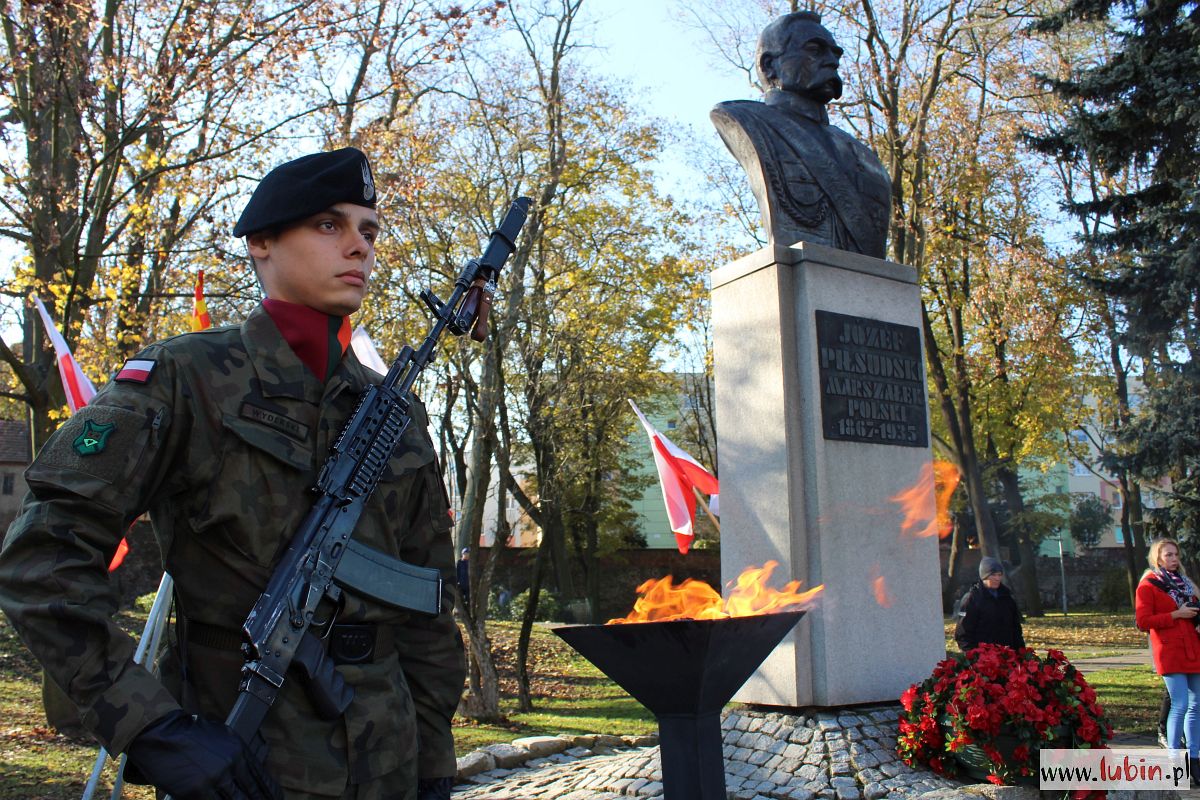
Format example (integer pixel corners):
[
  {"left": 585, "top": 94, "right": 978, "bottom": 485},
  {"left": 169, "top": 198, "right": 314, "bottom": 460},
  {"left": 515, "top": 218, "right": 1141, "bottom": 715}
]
[{"left": 0, "top": 420, "right": 29, "bottom": 531}]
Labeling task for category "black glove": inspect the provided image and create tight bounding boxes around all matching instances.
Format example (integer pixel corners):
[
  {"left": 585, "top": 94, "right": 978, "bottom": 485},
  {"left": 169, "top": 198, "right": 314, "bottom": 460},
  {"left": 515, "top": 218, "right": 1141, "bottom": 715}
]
[
  {"left": 416, "top": 776, "right": 453, "bottom": 800},
  {"left": 124, "top": 710, "right": 283, "bottom": 800}
]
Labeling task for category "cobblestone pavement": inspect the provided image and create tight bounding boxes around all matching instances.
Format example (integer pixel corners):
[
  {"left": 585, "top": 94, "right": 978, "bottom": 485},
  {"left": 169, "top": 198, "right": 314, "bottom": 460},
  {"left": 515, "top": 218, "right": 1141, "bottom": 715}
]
[
  {"left": 453, "top": 705, "right": 971, "bottom": 800},
  {"left": 451, "top": 650, "right": 1174, "bottom": 799},
  {"left": 452, "top": 704, "right": 1190, "bottom": 800}
]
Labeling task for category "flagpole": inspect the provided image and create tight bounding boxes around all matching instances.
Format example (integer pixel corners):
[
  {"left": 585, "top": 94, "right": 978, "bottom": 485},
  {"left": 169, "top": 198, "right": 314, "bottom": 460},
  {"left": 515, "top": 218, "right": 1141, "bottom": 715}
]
[
  {"left": 81, "top": 573, "right": 174, "bottom": 800},
  {"left": 692, "top": 485, "right": 721, "bottom": 534}
]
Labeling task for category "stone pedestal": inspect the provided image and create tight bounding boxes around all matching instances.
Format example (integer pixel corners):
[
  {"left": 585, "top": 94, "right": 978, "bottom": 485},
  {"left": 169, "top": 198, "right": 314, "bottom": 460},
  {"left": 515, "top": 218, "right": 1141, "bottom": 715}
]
[{"left": 711, "top": 241, "right": 946, "bottom": 707}]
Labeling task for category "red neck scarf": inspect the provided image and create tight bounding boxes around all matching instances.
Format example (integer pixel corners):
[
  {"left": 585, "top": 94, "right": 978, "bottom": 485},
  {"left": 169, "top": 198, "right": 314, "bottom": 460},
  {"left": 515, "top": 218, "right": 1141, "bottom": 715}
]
[{"left": 262, "top": 298, "right": 352, "bottom": 382}]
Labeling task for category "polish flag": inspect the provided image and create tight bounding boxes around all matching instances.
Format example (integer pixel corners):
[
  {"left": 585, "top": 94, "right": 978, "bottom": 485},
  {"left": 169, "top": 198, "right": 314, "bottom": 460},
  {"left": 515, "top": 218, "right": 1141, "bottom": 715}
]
[
  {"left": 190, "top": 270, "right": 212, "bottom": 331},
  {"left": 351, "top": 327, "right": 388, "bottom": 376},
  {"left": 30, "top": 298, "right": 128, "bottom": 569},
  {"left": 32, "top": 297, "right": 96, "bottom": 414},
  {"left": 629, "top": 399, "right": 719, "bottom": 554}
]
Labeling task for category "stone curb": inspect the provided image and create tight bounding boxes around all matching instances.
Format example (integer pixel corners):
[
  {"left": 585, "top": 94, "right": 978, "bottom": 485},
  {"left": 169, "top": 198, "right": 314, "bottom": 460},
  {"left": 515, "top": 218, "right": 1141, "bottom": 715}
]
[{"left": 455, "top": 732, "right": 660, "bottom": 782}]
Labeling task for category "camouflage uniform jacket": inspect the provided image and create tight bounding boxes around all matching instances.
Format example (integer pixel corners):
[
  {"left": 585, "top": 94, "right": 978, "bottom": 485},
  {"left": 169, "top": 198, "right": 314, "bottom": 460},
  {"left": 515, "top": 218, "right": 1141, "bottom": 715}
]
[{"left": 0, "top": 305, "right": 465, "bottom": 795}]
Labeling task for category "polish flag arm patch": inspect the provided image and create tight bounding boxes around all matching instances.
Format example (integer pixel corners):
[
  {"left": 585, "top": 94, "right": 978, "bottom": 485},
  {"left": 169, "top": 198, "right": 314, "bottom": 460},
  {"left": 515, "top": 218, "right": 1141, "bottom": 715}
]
[{"left": 115, "top": 358, "right": 156, "bottom": 384}]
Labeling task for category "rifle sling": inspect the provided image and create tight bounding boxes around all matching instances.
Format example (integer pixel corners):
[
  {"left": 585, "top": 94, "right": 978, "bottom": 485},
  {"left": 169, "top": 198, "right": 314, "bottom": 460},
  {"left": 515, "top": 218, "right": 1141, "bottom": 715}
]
[{"left": 332, "top": 538, "right": 443, "bottom": 616}]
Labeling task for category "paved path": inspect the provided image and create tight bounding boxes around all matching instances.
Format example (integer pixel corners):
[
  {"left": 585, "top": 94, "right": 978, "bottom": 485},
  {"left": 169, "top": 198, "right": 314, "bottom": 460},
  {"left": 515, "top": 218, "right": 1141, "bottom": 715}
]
[
  {"left": 453, "top": 705, "right": 965, "bottom": 800},
  {"left": 1071, "top": 648, "right": 1153, "bottom": 672},
  {"left": 451, "top": 648, "right": 1174, "bottom": 798}
]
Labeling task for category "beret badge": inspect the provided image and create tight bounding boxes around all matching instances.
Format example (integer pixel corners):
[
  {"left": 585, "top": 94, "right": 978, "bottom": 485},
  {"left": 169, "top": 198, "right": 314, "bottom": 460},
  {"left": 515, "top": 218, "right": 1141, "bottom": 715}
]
[{"left": 361, "top": 159, "right": 375, "bottom": 202}]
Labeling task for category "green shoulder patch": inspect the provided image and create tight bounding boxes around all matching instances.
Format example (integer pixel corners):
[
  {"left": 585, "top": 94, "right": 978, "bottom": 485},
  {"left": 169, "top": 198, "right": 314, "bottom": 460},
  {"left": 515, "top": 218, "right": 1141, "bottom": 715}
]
[{"left": 73, "top": 420, "right": 115, "bottom": 456}]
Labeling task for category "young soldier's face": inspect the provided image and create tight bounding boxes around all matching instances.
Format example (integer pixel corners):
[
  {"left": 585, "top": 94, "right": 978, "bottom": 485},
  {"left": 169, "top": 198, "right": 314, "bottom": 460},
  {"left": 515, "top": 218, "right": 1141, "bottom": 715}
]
[{"left": 248, "top": 202, "right": 380, "bottom": 316}]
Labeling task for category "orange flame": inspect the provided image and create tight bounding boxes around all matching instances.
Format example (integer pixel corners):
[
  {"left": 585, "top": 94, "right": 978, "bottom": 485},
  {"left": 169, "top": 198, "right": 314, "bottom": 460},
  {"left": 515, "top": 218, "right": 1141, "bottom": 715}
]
[
  {"left": 871, "top": 565, "right": 894, "bottom": 608},
  {"left": 607, "top": 561, "right": 823, "bottom": 624},
  {"left": 891, "top": 460, "right": 960, "bottom": 539}
]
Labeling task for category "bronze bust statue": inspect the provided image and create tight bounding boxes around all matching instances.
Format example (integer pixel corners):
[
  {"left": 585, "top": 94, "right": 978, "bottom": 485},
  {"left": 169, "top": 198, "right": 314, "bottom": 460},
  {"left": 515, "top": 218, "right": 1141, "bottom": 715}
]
[{"left": 711, "top": 12, "right": 891, "bottom": 258}]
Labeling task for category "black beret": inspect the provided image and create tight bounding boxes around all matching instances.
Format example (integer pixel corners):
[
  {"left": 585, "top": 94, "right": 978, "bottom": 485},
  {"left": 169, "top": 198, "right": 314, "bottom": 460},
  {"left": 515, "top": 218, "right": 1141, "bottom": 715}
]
[{"left": 232, "top": 147, "right": 377, "bottom": 237}]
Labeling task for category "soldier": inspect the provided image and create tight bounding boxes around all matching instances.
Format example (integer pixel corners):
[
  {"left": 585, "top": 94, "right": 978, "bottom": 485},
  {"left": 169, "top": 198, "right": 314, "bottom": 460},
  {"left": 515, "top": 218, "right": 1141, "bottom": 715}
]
[{"left": 0, "top": 148, "right": 465, "bottom": 800}]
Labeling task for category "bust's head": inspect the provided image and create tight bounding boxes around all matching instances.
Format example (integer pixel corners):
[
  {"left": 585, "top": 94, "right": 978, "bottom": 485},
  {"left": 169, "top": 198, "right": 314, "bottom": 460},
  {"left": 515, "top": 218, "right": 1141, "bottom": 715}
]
[{"left": 756, "top": 11, "right": 844, "bottom": 104}]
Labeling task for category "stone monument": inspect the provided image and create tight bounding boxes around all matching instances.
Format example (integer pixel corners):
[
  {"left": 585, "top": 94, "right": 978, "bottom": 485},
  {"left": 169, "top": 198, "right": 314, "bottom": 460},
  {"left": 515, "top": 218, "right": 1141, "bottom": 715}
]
[{"left": 710, "top": 13, "right": 945, "bottom": 707}]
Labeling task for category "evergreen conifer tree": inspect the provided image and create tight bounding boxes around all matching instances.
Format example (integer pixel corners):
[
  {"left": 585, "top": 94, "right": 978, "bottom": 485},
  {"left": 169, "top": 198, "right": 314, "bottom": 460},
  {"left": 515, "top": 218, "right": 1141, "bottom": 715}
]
[{"left": 1032, "top": 0, "right": 1200, "bottom": 535}]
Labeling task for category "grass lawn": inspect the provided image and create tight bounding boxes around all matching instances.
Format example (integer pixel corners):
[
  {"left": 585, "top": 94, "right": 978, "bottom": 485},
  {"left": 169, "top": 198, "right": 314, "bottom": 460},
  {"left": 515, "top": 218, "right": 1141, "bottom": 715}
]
[
  {"left": 1, "top": 608, "right": 1157, "bottom": 798},
  {"left": 0, "top": 609, "right": 155, "bottom": 800},
  {"left": 451, "top": 621, "right": 655, "bottom": 755},
  {"left": 0, "top": 612, "right": 654, "bottom": 797},
  {"left": 944, "top": 609, "right": 1146, "bottom": 660},
  {"left": 1085, "top": 666, "right": 1162, "bottom": 738}
]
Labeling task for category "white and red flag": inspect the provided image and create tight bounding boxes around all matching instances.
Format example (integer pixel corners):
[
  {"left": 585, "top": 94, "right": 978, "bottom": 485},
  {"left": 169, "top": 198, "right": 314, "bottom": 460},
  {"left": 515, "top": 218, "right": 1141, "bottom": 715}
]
[
  {"left": 350, "top": 327, "right": 388, "bottom": 376},
  {"left": 29, "top": 298, "right": 130, "bottom": 569},
  {"left": 628, "top": 399, "right": 719, "bottom": 554},
  {"left": 32, "top": 296, "right": 96, "bottom": 414}
]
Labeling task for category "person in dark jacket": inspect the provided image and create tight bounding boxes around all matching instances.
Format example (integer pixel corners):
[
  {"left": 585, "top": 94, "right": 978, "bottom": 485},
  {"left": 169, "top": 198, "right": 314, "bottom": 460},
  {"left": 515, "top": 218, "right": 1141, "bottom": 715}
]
[
  {"left": 954, "top": 556, "right": 1025, "bottom": 653},
  {"left": 456, "top": 547, "right": 470, "bottom": 608}
]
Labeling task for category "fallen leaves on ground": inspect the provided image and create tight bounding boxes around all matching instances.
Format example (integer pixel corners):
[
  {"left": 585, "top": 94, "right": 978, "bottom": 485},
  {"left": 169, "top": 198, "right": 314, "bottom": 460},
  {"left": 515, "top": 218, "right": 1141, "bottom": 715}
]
[
  {"left": 944, "top": 611, "right": 1145, "bottom": 655},
  {"left": 3, "top": 726, "right": 67, "bottom": 744},
  {"left": 462, "top": 622, "right": 601, "bottom": 700}
]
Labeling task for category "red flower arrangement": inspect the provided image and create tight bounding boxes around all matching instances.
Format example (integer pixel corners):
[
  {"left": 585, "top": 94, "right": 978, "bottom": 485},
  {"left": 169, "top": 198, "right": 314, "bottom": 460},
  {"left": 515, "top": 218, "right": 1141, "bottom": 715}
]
[{"left": 897, "top": 644, "right": 1112, "bottom": 785}]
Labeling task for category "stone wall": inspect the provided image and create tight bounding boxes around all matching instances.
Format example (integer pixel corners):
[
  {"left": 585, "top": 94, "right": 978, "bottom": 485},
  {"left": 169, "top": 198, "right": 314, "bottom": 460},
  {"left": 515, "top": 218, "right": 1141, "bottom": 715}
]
[
  {"left": 940, "top": 547, "right": 1134, "bottom": 612},
  {"left": 107, "top": 535, "right": 726, "bottom": 619},
  {"left": 475, "top": 547, "right": 722, "bottom": 622},
  {"left": 1030, "top": 552, "right": 1135, "bottom": 610},
  {"left": 113, "top": 538, "right": 1137, "bottom": 619}
]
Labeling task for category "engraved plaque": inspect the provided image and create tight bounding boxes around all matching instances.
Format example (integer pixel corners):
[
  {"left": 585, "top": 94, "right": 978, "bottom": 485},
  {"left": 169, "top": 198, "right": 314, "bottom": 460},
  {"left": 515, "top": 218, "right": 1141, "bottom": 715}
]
[{"left": 815, "top": 310, "right": 928, "bottom": 447}]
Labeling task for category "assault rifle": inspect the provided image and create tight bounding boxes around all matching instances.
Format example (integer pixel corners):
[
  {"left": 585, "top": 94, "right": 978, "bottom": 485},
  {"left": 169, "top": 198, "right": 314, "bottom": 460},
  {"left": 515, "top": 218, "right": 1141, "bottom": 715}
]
[{"left": 223, "top": 197, "right": 531, "bottom": 743}]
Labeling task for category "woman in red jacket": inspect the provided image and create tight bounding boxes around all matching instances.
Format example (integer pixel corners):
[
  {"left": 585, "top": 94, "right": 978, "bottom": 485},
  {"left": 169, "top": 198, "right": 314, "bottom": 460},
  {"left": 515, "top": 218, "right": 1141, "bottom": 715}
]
[{"left": 1137, "top": 538, "right": 1200, "bottom": 769}]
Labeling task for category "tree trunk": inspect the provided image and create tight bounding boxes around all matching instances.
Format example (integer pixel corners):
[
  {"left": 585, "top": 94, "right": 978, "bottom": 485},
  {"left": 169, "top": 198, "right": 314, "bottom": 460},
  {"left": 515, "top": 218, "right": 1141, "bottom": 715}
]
[
  {"left": 1117, "top": 472, "right": 1143, "bottom": 607},
  {"left": 459, "top": 471, "right": 511, "bottom": 722},
  {"left": 921, "top": 304, "right": 1000, "bottom": 557},
  {"left": 459, "top": 612, "right": 501, "bottom": 721},
  {"left": 527, "top": 427, "right": 574, "bottom": 600},
  {"left": 995, "top": 463, "right": 1043, "bottom": 617},
  {"left": 942, "top": 515, "right": 967, "bottom": 612},
  {"left": 446, "top": 296, "right": 499, "bottom": 723},
  {"left": 1128, "top": 480, "right": 1147, "bottom": 551},
  {"left": 1106, "top": 303, "right": 1148, "bottom": 592},
  {"left": 516, "top": 536, "right": 549, "bottom": 713}
]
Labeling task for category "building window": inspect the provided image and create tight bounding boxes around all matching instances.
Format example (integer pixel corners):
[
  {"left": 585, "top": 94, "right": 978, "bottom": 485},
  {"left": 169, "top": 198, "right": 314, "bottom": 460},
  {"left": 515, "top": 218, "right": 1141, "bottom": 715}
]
[
  {"left": 1114, "top": 525, "right": 1124, "bottom": 544},
  {"left": 666, "top": 419, "right": 677, "bottom": 430},
  {"left": 2, "top": 474, "right": 13, "bottom": 495},
  {"left": 1071, "top": 460, "right": 1089, "bottom": 477}
]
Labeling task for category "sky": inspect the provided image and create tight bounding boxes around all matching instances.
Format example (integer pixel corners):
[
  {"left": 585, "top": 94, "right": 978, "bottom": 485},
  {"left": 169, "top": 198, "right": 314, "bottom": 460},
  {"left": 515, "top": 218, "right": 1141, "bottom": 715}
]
[
  {"left": 578, "top": 0, "right": 760, "bottom": 191},
  {"left": 586, "top": 1, "right": 754, "bottom": 130}
]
